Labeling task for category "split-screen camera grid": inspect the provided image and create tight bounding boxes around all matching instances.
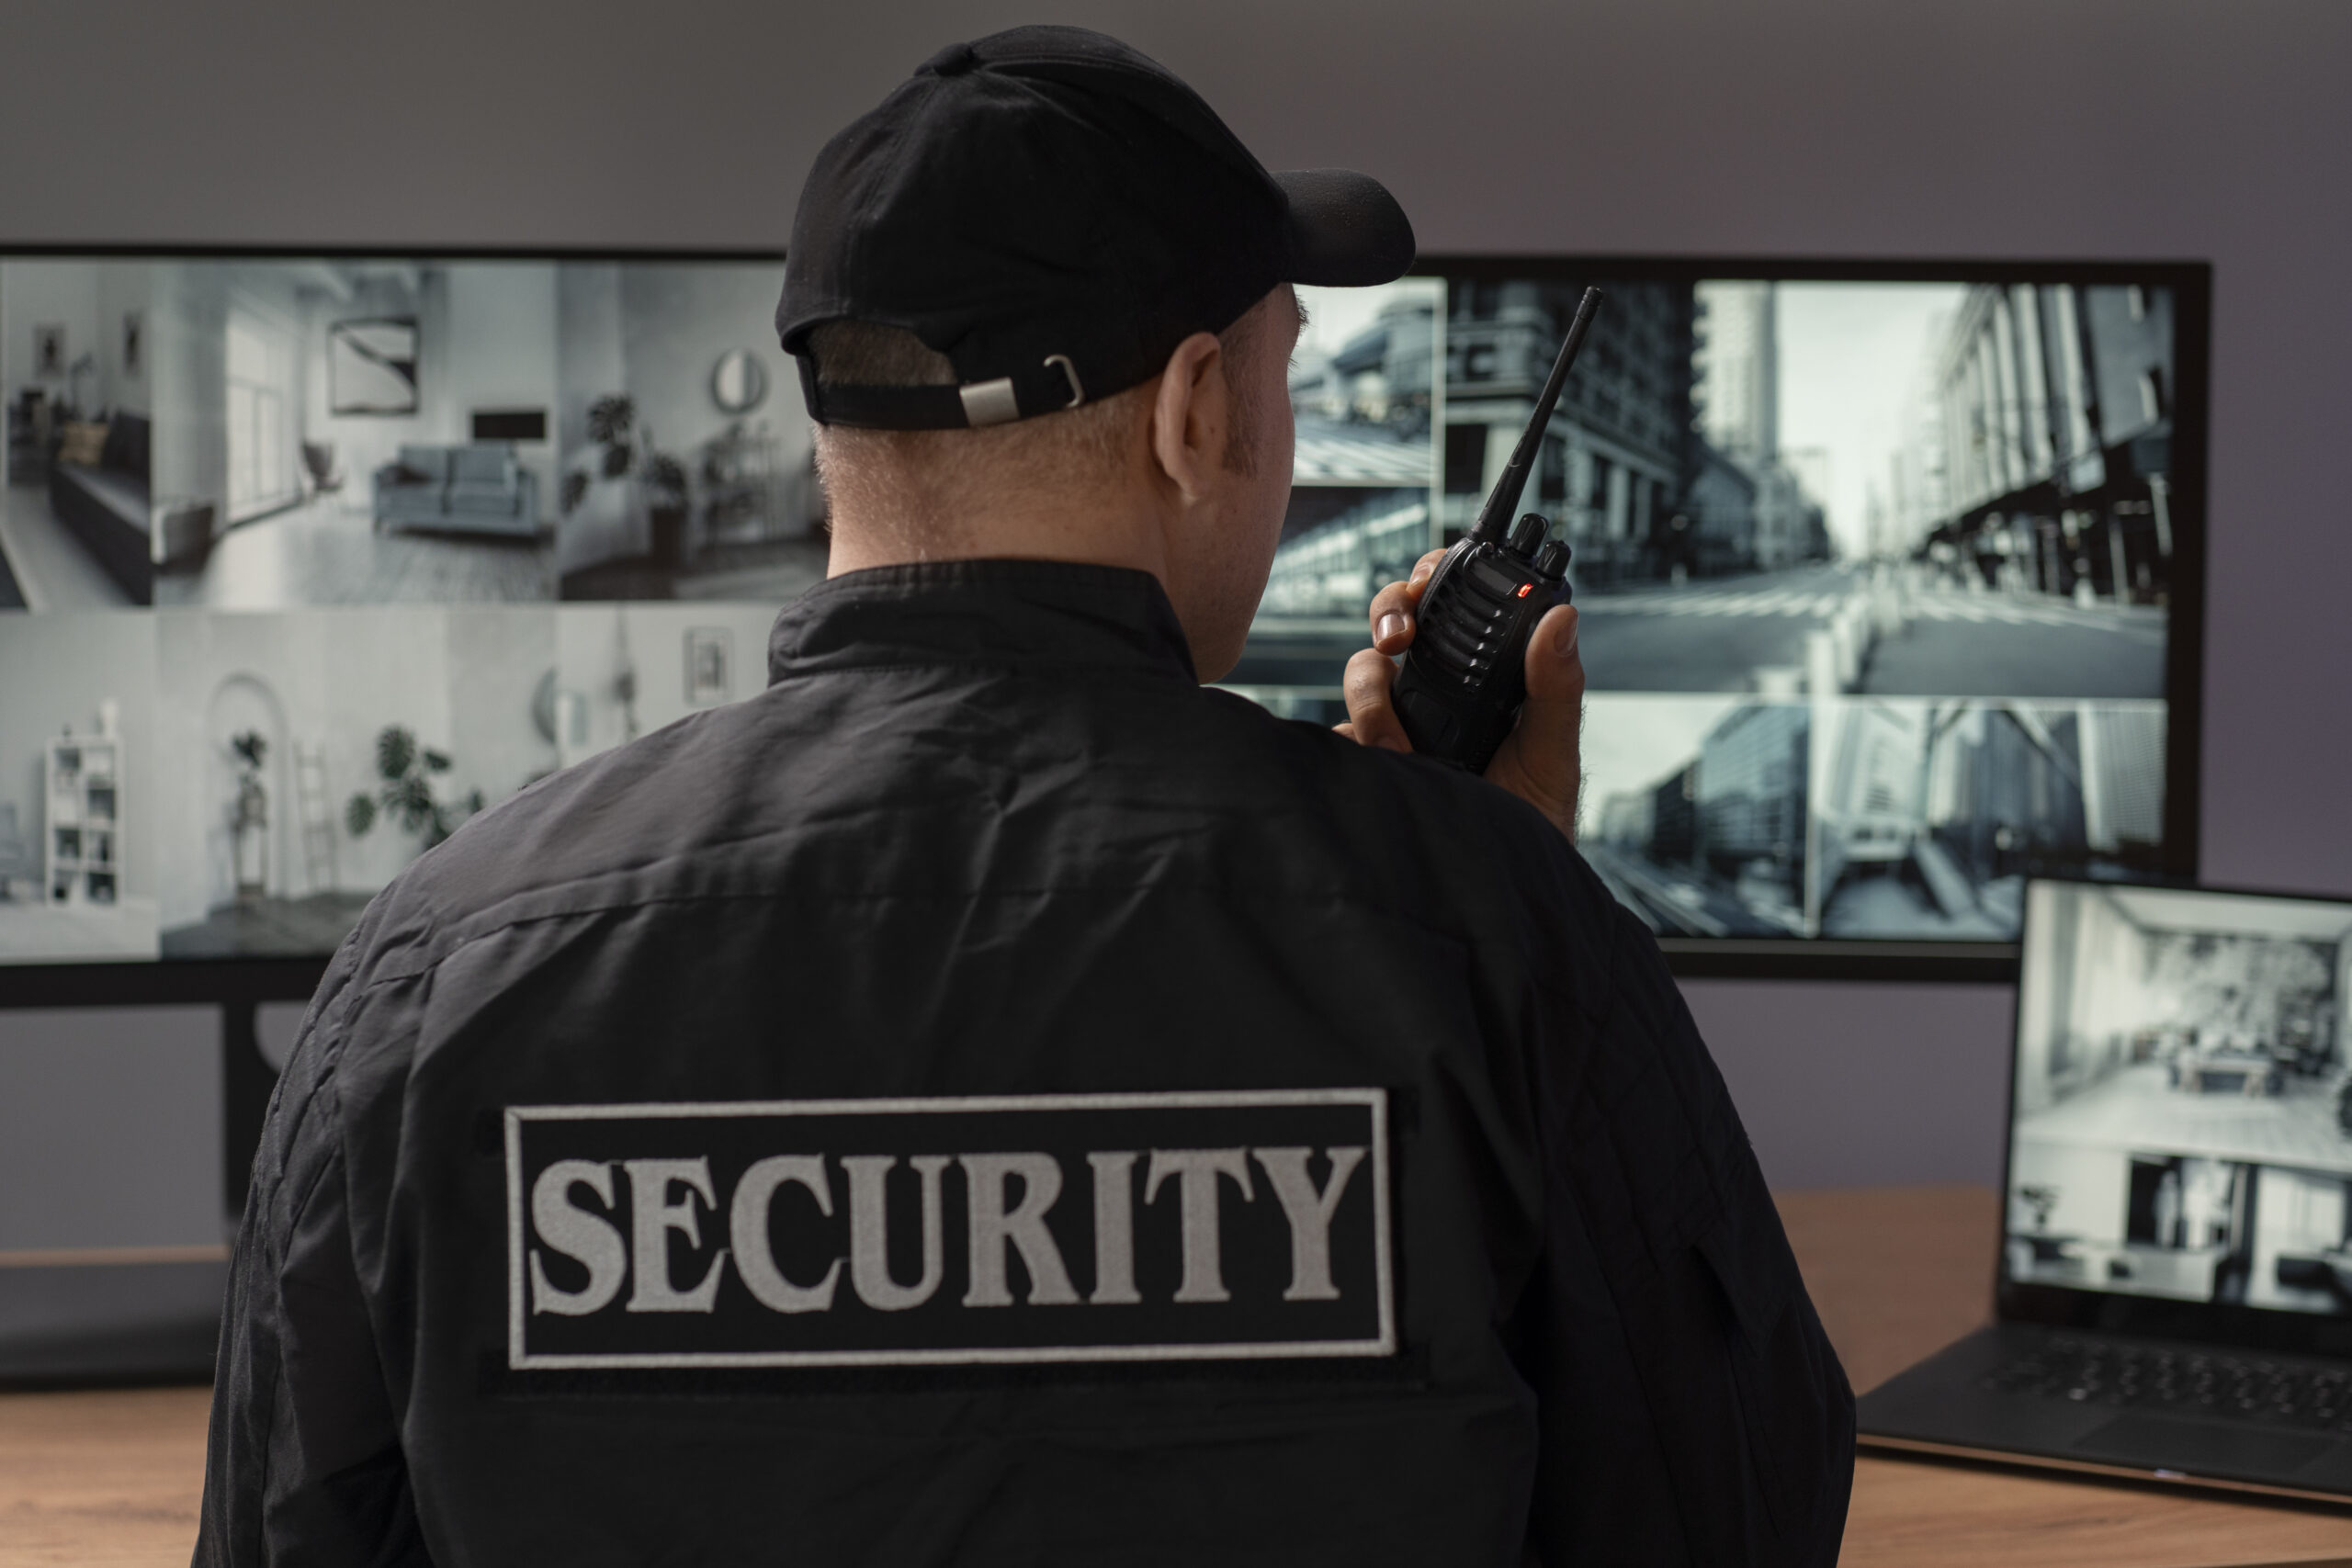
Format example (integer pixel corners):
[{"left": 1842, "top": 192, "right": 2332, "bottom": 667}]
[
  {"left": 0, "top": 258, "right": 2182, "bottom": 963},
  {"left": 1240, "top": 274, "right": 2178, "bottom": 942}
]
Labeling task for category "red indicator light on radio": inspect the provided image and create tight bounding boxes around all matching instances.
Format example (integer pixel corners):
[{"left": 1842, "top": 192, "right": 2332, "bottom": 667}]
[{"left": 1516, "top": 582, "right": 1532, "bottom": 598}]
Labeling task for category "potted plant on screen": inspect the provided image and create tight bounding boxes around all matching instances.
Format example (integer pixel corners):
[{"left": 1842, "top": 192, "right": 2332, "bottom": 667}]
[
  {"left": 561, "top": 395, "right": 690, "bottom": 567},
  {"left": 344, "top": 726, "right": 483, "bottom": 854}
]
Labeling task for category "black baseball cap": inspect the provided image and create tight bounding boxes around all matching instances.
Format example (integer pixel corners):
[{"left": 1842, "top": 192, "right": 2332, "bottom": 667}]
[{"left": 776, "top": 25, "right": 1417, "bottom": 430}]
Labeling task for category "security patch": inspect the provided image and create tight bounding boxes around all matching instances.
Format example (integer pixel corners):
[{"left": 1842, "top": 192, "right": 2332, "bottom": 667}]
[{"left": 504, "top": 1090, "right": 1394, "bottom": 1369}]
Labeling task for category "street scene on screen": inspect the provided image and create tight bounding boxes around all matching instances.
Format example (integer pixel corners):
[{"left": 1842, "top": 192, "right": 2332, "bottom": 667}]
[{"left": 1226, "top": 270, "right": 2183, "bottom": 942}]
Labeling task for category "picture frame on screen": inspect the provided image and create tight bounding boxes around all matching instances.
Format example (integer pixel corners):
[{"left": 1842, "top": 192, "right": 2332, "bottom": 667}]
[
  {"left": 684, "top": 626, "right": 732, "bottom": 706},
  {"left": 328, "top": 316, "right": 421, "bottom": 415}
]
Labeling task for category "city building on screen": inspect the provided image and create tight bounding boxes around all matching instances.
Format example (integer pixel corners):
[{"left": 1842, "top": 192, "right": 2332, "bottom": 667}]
[{"left": 1928, "top": 283, "right": 2177, "bottom": 608}]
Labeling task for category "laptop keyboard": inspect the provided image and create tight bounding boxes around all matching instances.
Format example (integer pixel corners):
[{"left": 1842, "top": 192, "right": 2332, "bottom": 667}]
[{"left": 1984, "top": 1337, "right": 2352, "bottom": 1434}]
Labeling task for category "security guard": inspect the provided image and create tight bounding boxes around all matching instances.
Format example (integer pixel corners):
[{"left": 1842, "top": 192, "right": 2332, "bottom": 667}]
[{"left": 198, "top": 25, "right": 1851, "bottom": 1566}]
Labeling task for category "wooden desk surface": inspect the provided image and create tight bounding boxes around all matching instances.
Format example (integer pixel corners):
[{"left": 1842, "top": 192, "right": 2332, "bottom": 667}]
[
  {"left": 1778, "top": 1186, "right": 2352, "bottom": 1568},
  {"left": 4, "top": 1187, "right": 2349, "bottom": 1566}
]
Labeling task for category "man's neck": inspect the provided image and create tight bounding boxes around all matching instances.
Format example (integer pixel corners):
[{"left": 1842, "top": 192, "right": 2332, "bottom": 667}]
[{"left": 825, "top": 494, "right": 1170, "bottom": 581}]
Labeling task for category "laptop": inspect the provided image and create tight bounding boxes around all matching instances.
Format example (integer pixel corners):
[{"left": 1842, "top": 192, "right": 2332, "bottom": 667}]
[{"left": 1858, "top": 875, "right": 2352, "bottom": 1504}]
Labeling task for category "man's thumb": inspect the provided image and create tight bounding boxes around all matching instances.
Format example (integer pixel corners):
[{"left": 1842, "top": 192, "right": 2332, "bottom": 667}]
[{"left": 1499, "top": 604, "right": 1584, "bottom": 829}]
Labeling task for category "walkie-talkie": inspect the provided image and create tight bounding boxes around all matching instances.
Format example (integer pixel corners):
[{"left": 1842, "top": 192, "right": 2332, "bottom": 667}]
[{"left": 1391, "top": 287, "right": 1603, "bottom": 771}]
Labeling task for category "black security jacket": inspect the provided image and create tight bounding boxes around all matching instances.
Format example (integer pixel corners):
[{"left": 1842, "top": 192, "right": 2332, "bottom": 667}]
[{"left": 196, "top": 561, "right": 1852, "bottom": 1567}]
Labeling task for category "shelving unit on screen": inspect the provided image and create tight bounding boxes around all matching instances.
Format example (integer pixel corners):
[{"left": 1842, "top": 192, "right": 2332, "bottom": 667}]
[{"left": 45, "top": 732, "right": 120, "bottom": 908}]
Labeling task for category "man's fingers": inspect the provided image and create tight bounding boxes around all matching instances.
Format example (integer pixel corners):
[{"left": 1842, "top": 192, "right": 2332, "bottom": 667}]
[
  {"left": 1364, "top": 547, "right": 1450, "bottom": 655},
  {"left": 1365, "top": 581, "right": 1415, "bottom": 654},
  {"left": 1340, "top": 647, "right": 1412, "bottom": 753},
  {"left": 1489, "top": 604, "right": 1584, "bottom": 834}
]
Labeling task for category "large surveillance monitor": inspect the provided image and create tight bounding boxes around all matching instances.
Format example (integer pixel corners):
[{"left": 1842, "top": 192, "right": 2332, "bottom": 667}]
[{"left": 0, "top": 251, "right": 2204, "bottom": 987}]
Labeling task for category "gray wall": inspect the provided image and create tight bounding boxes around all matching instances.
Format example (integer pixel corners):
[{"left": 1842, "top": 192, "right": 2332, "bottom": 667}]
[
  {"left": 0, "top": 1008, "right": 218, "bottom": 1249},
  {"left": 2, "top": 0, "right": 2348, "bottom": 1241}
]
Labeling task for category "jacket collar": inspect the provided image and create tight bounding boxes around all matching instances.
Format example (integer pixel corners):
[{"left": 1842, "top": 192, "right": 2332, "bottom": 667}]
[{"left": 767, "top": 558, "right": 1199, "bottom": 686}]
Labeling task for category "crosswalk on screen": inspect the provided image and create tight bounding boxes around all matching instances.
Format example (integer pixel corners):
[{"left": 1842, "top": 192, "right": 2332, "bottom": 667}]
[
  {"left": 0, "top": 254, "right": 2199, "bottom": 965},
  {"left": 1226, "top": 264, "right": 2200, "bottom": 944}
]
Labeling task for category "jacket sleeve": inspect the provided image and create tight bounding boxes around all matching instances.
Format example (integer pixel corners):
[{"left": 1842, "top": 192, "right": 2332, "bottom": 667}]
[
  {"left": 194, "top": 955, "right": 427, "bottom": 1568},
  {"left": 1518, "top": 895, "right": 1855, "bottom": 1567}
]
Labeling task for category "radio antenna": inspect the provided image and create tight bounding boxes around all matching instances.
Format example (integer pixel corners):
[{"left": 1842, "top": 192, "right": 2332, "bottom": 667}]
[{"left": 1468, "top": 286, "right": 1604, "bottom": 545}]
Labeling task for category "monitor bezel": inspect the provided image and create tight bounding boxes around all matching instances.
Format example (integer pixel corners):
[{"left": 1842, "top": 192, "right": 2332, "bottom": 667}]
[
  {"left": 1995, "top": 873, "right": 2352, "bottom": 1359},
  {"left": 0, "top": 248, "right": 2205, "bottom": 994}
]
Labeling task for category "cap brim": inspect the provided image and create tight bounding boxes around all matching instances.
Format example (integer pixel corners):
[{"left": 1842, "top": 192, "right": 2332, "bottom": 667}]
[{"left": 1276, "top": 168, "right": 1418, "bottom": 288}]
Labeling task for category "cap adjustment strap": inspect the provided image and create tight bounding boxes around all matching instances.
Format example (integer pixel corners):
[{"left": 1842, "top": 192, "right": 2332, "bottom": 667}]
[
  {"left": 801, "top": 353, "right": 1091, "bottom": 430},
  {"left": 959, "top": 379, "right": 1021, "bottom": 426},
  {"left": 1044, "top": 354, "right": 1085, "bottom": 409}
]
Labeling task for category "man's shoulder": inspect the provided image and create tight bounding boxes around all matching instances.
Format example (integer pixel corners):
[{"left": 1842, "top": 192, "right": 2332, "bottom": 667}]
[
  {"left": 1187, "top": 688, "right": 1624, "bottom": 950},
  {"left": 345, "top": 671, "right": 1622, "bottom": 988}
]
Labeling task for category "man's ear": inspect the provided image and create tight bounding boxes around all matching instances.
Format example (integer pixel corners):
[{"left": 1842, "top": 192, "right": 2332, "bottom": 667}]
[{"left": 1149, "top": 331, "right": 1227, "bottom": 504}]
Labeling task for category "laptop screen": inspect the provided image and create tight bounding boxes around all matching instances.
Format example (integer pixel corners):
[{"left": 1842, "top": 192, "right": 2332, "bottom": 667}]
[{"left": 2009, "top": 879, "right": 2352, "bottom": 1318}]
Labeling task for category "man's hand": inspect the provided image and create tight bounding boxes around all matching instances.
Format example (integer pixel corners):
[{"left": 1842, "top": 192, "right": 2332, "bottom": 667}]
[{"left": 1335, "top": 547, "right": 1586, "bottom": 839}]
